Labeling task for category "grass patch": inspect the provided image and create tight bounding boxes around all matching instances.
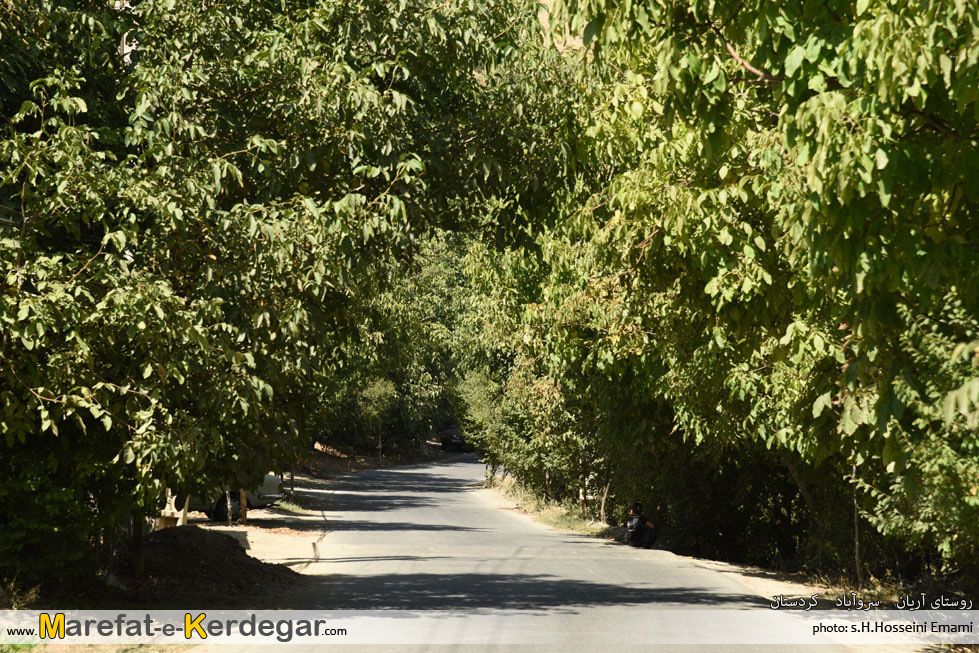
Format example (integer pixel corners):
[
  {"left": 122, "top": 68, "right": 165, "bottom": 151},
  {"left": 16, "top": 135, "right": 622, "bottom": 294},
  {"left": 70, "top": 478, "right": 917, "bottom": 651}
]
[
  {"left": 272, "top": 498, "right": 315, "bottom": 515},
  {"left": 487, "top": 474, "right": 620, "bottom": 539},
  {"left": 1, "top": 581, "right": 39, "bottom": 609}
]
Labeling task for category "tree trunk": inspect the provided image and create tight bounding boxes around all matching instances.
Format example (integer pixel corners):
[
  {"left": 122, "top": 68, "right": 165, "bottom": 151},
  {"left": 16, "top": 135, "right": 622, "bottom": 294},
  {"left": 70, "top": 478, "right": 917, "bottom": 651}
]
[
  {"left": 225, "top": 487, "right": 232, "bottom": 526},
  {"left": 239, "top": 488, "right": 248, "bottom": 524},
  {"left": 131, "top": 513, "right": 144, "bottom": 577},
  {"left": 780, "top": 450, "right": 824, "bottom": 528},
  {"left": 579, "top": 484, "right": 589, "bottom": 518},
  {"left": 599, "top": 480, "right": 611, "bottom": 524},
  {"left": 852, "top": 459, "right": 864, "bottom": 587},
  {"left": 378, "top": 430, "right": 383, "bottom": 462}
]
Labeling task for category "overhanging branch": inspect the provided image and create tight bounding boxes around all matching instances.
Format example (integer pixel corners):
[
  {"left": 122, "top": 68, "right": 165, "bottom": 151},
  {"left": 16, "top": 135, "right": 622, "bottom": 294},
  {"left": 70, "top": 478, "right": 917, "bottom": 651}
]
[{"left": 711, "top": 25, "right": 784, "bottom": 82}]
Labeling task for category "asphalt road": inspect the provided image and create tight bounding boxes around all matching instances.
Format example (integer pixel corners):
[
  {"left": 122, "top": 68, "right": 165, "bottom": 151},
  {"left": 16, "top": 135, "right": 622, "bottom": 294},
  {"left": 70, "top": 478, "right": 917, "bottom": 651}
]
[
  {"left": 227, "top": 454, "right": 854, "bottom": 652},
  {"left": 296, "top": 454, "right": 763, "bottom": 611}
]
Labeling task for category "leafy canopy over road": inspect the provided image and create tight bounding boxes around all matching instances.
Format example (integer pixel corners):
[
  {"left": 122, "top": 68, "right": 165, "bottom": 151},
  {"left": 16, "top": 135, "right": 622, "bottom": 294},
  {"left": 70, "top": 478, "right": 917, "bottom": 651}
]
[
  {"left": 1, "top": 0, "right": 977, "bottom": 589},
  {"left": 460, "top": 0, "right": 979, "bottom": 577},
  {"left": 0, "top": 0, "right": 574, "bottom": 583}
]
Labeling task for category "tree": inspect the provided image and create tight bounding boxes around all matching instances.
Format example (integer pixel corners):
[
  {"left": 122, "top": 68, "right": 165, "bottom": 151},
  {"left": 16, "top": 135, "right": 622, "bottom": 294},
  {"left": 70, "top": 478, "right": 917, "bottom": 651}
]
[
  {"left": 0, "top": 0, "right": 575, "bottom": 587},
  {"left": 456, "top": 0, "right": 979, "bottom": 577}
]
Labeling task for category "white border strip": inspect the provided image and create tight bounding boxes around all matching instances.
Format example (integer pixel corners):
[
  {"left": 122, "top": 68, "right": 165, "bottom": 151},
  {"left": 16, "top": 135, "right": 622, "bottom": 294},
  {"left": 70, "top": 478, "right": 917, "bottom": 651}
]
[{"left": 0, "top": 609, "right": 976, "bottom": 645}]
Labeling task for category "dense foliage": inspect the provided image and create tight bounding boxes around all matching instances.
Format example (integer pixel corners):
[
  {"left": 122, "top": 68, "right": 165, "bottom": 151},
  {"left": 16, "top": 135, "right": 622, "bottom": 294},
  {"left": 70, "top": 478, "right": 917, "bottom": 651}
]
[
  {"left": 0, "top": 0, "right": 570, "bottom": 585},
  {"left": 456, "top": 0, "right": 979, "bottom": 578},
  {"left": 2, "top": 0, "right": 977, "bottom": 592}
]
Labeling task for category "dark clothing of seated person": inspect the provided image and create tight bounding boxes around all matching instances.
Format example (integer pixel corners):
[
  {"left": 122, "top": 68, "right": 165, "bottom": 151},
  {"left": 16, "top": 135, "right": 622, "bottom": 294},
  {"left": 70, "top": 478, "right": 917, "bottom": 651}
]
[{"left": 625, "top": 502, "right": 657, "bottom": 549}]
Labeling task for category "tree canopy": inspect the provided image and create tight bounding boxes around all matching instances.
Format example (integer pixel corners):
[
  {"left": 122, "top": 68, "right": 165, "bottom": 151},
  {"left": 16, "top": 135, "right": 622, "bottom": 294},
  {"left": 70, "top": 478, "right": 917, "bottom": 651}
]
[
  {"left": 0, "top": 0, "right": 573, "bottom": 584},
  {"left": 458, "top": 0, "right": 979, "bottom": 574},
  {"left": 2, "top": 0, "right": 977, "bottom": 590}
]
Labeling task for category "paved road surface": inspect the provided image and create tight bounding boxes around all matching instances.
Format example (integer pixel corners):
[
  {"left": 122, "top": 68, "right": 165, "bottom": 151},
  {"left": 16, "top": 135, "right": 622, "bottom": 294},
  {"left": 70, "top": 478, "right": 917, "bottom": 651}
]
[
  {"left": 291, "top": 454, "right": 763, "bottom": 610},
  {"left": 216, "top": 454, "right": 856, "bottom": 651}
]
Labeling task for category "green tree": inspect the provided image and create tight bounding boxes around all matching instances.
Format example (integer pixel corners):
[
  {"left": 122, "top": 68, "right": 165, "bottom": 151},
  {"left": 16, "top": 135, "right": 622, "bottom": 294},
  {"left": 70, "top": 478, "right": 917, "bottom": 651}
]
[
  {"left": 456, "top": 0, "right": 979, "bottom": 579},
  {"left": 0, "top": 0, "right": 576, "bottom": 587}
]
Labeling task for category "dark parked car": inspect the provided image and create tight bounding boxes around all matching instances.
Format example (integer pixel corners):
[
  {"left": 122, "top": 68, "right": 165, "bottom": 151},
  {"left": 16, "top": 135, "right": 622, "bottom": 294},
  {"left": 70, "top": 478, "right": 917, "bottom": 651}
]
[{"left": 440, "top": 427, "right": 466, "bottom": 451}]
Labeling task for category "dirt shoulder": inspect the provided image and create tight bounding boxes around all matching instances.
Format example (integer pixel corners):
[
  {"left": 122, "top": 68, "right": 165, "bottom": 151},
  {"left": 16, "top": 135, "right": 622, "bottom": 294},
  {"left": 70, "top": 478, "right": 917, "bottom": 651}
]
[{"left": 34, "top": 441, "right": 452, "bottom": 610}]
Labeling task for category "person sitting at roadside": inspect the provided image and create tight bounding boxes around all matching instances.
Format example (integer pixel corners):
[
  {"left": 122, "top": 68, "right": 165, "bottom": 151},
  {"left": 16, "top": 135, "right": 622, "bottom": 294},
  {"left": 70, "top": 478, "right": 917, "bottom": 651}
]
[{"left": 624, "top": 502, "right": 657, "bottom": 549}]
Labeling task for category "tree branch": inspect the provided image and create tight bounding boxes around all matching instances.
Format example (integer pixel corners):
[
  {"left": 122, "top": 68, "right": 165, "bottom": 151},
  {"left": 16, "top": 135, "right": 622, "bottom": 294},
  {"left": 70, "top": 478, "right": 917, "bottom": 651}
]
[
  {"left": 65, "top": 240, "right": 106, "bottom": 289},
  {"left": 711, "top": 25, "right": 783, "bottom": 82}
]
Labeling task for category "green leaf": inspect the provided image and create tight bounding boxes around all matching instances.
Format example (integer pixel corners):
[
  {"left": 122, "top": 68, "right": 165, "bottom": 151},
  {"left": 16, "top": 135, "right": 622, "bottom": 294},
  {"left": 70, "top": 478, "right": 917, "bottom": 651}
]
[
  {"left": 784, "top": 46, "right": 806, "bottom": 77},
  {"left": 812, "top": 392, "right": 833, "bottom": 418},
  {"left": 841, "top": 397, "right": 861, "bottom": 435},
  {"left": 583, "top": 18, "right": 600, "bottom": 47},
  {"left": 878, "top": 179, "right": 892, "bottom": 207},
  {"left": 875, "top": 148, "right": 888, "bottom": 170}
]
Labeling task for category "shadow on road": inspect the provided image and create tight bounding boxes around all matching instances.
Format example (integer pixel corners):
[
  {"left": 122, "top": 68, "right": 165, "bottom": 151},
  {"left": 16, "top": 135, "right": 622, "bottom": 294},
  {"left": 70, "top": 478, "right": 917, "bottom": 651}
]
[
  {"left": 327, "top": 469, "right": 482, "bottom": 495},
  {"left": 320, "top": 520, "right": 487, "bottom": 533},
  {"left": 290, "top": 464, "right": 482, "bottom": 514},
  {"left": 317, "top": 492, "right": 437, "bottom": 512},
  {"left": 214, "top": 515, "right": 483, "bottom": 534},
  {"left": 277, "top": 572, "right": 767, "bottom": 610}
]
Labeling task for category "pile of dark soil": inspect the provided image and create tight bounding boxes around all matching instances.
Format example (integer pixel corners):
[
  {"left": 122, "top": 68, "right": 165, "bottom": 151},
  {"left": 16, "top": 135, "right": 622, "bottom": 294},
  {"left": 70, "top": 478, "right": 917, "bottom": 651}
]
[
  {"left": 140, "top": 525, "right": 299, "bottom": 605},
  {"left": 34, "top": 525, "right": 303, "bottom": 609}
]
